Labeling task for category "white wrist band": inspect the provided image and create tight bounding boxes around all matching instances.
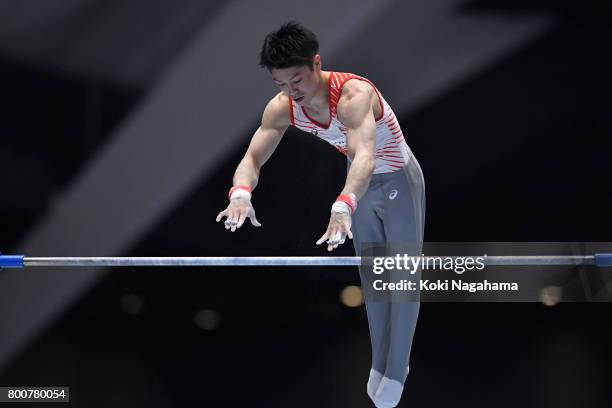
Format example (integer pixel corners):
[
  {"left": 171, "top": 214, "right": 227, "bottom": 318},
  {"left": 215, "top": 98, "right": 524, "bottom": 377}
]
[
  {"left": 230, "top": 189, "right": 252, "bottom": 200},
  {"left": 331, "top": 201, "right": 351, "bottom": 215}
]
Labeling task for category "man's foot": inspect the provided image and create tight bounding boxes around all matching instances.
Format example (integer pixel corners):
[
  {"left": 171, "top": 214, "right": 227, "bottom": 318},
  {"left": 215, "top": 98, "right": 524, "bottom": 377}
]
[
  {"left": 372, "top": 376, "right": 404, "bottom": 408},
  {"left": 367, "top": 368, "right": 383, "bottom": 400}
]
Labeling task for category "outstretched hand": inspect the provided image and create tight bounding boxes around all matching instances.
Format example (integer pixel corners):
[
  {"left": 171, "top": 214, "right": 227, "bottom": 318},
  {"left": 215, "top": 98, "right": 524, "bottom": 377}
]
[
  {"left": 316, "top": 211, "right": 353, "bottom": 252},
  {"left": 216, "top": 198, "right": 261, "bottom": 232}
]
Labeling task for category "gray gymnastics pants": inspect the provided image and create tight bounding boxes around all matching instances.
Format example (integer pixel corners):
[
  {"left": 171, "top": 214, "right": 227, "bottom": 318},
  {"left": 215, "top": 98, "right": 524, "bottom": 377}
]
[{"left": 350, "top": 155, "right": 426, "bottom": 384}]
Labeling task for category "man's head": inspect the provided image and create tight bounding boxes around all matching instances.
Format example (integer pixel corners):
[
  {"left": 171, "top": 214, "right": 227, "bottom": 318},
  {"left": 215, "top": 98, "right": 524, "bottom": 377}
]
[{"left": 260, "top": 21, "right": 323, "bottom": 105}]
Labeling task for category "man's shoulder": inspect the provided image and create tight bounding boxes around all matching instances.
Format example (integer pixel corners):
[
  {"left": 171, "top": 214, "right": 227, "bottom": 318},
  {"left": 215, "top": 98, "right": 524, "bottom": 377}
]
[
  {"left": 269, "top": 91, "right": 291, "bottom": 107},
  {"left": 335, "top": 75, "right": 380, "bottom": 127},
  {"left": 337, "top": 78, "right": 375, "bottom": 113},
  {"left": 340, "top": 76, "right": 374, "bottom": 98},
  {"left": 262, "top": 92, "right": 291, "bottom": 128}
]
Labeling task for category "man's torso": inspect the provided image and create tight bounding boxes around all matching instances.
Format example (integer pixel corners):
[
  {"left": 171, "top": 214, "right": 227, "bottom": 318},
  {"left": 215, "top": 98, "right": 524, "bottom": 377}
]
[{"left": 288, "top": 71, "right": 411, "bottom": 174}]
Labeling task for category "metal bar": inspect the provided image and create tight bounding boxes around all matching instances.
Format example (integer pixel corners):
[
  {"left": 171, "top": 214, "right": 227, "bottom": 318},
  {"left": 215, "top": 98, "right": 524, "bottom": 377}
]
[
  {"left": 8, "top": 255, "right": 604, "bottom": 268},
  {"left": 22, "top": 256, "right": 362, "bottom": 267},
  {"left": 0, "top": 254, "right": 610, "bottom": 268},
  {"left": 484, "top": 255, "right": 595, "bottom": 266}
]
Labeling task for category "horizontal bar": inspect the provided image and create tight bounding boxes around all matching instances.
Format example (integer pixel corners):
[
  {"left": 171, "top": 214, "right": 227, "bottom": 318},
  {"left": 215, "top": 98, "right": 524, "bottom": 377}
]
[
  {"left": 0, "top": 255, "right": 610, "bottom": 268},
  {"left": 22, "top": 256, "right": 361, "bottom": 267}
]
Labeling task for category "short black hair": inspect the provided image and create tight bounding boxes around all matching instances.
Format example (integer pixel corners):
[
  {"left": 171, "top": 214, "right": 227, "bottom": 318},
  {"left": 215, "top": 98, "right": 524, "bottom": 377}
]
[{"left": 259, "top": 21, "right": 319, "bottom": 70}]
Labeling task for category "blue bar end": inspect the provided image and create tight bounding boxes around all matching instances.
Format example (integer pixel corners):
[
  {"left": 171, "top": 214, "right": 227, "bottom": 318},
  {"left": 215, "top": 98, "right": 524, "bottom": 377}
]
[
  {"left": 594, "top": 253, "right": 612, "bottom": 267},
  {"left": 0, "top": 254, "right": 25, "bottom": 268}
]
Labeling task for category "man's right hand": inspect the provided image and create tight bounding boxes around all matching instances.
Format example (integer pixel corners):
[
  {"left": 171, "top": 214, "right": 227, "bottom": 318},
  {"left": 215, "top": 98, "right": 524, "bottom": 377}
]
[{"left": 216, "top": 197, "right": 262, "bottom": 232}]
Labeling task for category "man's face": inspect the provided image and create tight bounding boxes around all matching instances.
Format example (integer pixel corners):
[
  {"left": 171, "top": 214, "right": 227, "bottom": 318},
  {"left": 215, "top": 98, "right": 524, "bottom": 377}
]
[{"left": 271, "top": 62, "right": 320, "bottom": 106}]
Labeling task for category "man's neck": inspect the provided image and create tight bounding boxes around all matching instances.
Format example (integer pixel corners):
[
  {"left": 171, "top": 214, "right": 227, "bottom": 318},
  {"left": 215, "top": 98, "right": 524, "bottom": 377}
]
[{"left": 304, "top": 70, "right": 330, "bottom": 112}]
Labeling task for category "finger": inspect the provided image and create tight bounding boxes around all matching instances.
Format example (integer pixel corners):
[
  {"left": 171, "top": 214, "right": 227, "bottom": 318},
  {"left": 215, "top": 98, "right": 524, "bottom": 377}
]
[
  {"left": 224, "top": 210, "right": 236, "bottom": 229},
  {"left": 337, "top": 228, "right": 349, "bottom": 244},
  {"left": 347, "top": 229, "right": 353, "bottom": 240},
  {"left": 326, "top": 239, "right": 338, "bottom": 251},
  {"left": 249, "top": 211, "right": 262, "bottom": 227},
  {"left": 231, "top": 211, "right": 242, "bottom": 231},
  {"left": 216, "top": 210, "right": 228, "bottom": 222},
  {"left": 316, "top": 230, "right": 330, "bottom": 245},
  {"left": 230, "top": 210, "right": 240, "bottom": 231},
  {"left": 236, "top": 212, "right": 247, "bottom": 228}
]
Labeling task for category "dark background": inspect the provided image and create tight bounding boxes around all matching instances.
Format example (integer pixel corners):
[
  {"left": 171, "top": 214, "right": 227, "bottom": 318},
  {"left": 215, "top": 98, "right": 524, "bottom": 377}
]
[{"left": 1, "top": 0, "right": 611, "bottom": 407}]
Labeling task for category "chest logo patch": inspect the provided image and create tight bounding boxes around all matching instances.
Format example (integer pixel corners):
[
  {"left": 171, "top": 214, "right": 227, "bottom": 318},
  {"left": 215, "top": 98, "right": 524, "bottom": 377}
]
[{"left": 389, "top": 189, "right": 398, "bottom": 200}]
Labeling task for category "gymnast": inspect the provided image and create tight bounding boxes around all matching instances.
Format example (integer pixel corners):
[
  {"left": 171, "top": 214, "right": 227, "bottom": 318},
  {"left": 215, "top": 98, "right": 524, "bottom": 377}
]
[{"left": 215, "top": 21, "right": 425, "bottom": 408}]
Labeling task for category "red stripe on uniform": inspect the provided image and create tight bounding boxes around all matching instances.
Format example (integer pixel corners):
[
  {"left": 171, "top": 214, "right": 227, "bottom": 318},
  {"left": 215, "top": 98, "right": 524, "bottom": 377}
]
[{"left": 380, "top": 158, "right": 406, "bottom": 164}]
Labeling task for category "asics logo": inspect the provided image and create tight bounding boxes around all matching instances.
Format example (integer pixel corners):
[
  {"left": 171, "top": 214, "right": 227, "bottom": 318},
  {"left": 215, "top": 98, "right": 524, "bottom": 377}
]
[{"left": 389, "top": 189, "right": 398, "bottom": 200}]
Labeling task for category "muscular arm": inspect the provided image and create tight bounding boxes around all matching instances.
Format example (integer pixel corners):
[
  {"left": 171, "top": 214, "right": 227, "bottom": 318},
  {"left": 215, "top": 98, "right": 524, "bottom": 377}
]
[
  {"left": 315, "top": 80, "right": 376, "bottom": 250},
  {"left": 233, "top": 93, "right": 291, "bottom": 189},
  {"left": 336, "top": 80, "right": 377, "bottom": 200}
]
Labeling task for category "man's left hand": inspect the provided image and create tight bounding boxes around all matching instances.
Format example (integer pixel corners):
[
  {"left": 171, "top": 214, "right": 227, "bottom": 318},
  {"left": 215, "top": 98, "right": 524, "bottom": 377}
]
[{"left": 316, "top": 211, "right": 353, "bottom": 252}]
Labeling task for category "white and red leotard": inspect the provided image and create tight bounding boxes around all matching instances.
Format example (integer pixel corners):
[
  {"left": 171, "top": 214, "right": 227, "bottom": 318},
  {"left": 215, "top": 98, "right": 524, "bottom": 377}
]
[{"left": 288, "top": 71, "right": 411, "bottom": 174}]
